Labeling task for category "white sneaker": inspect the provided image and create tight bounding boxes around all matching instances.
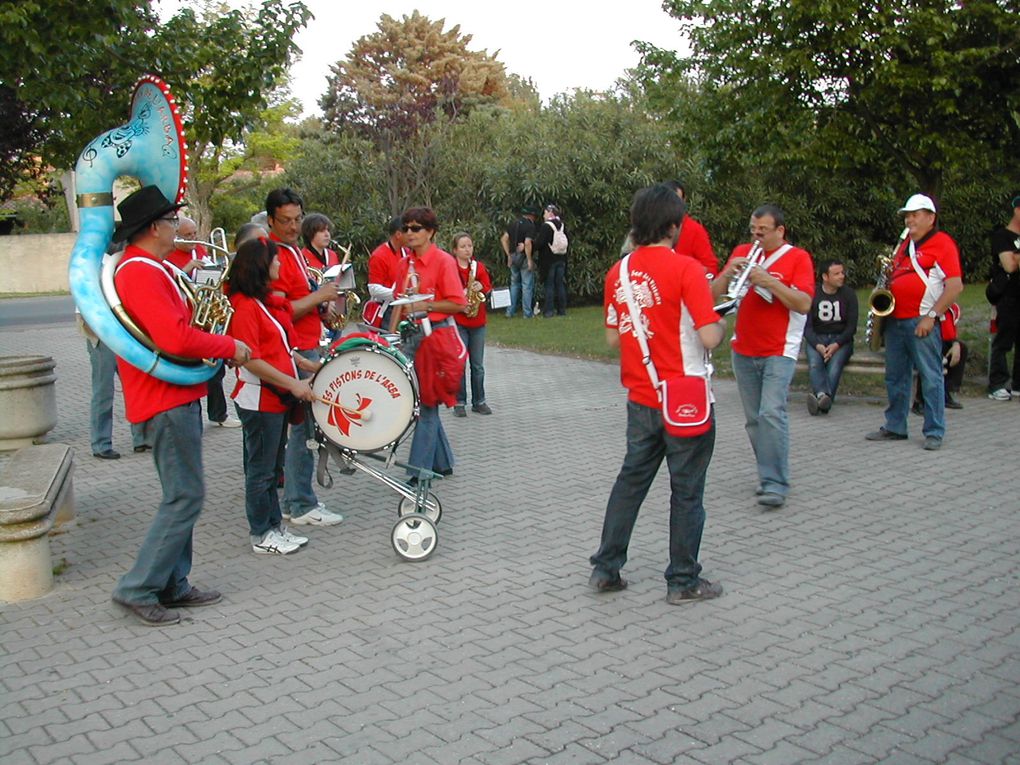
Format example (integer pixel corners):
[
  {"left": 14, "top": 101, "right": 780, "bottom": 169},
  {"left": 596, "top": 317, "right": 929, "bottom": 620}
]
[
  {"left": 988, "top": 388, "right": 1011, "bottom": 401},
  {"left": 279, "top": 526, "right": 308, "bottom": 547},
  {"left": 252, "top": 529, "right": 300, "bottom": 555},
  {"left": 217, "top": 417, "right": 243, "bottom": 428},
  {"left": 289, "top": 503, "right": 344, "bottom": 526}
]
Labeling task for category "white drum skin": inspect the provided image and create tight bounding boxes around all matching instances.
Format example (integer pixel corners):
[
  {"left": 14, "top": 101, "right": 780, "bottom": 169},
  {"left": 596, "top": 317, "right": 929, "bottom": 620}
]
[{"left": 311, "top": 345, "right": 417, "bottom": 452}]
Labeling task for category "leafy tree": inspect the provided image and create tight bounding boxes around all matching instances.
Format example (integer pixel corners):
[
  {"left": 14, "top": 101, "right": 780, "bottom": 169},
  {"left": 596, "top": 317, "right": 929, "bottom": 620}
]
[
  {"left": 430, "top": 89, "right": 678, "bottom": 300},
  {"left": 320, "top": 11, "right": 511, "bottom": 214},
  {"left": 0, "top": 0, "right": 310, "bottom": 236},
  {"left": 153, "top": 0, "right": 312, "bottom": 236},
  {"left": 0, "top": 0, "right": 156, "bottom": 201},
  {"left": 636, "top": 1, "right": 1019, "bottom": 278},
  {"left": 643, "top": 0, "right": 1020, "bottom": 199}
]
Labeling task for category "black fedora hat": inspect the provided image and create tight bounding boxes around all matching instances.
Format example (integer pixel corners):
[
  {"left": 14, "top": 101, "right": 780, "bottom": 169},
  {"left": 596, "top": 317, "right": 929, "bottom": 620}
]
[{"left": 112, "top": 185, "right": 184, "bottom": 243}]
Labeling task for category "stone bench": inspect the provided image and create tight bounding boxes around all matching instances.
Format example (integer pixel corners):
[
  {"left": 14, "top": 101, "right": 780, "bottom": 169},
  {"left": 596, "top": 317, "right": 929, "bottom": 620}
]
[
  {"left": 0, "top": 443, "right": 75, "bottom": 602},
  {"left": 796, "top": 349, "right": 885, "bottom": 376}
]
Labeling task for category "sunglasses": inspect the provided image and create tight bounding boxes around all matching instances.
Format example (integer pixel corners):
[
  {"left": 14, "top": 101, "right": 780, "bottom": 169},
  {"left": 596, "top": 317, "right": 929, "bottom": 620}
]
[{"left": 402, "top": 224, "right": 426, "bottom": 233}]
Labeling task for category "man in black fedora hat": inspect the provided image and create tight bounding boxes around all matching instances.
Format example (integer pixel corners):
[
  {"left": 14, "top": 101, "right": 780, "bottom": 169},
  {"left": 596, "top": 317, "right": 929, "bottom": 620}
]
[
  {"left": 500, "top": 205, "right": 539, "bottom": 318},
  {"left": 109, "top": 184, "right": 251, "bottom": 627}
]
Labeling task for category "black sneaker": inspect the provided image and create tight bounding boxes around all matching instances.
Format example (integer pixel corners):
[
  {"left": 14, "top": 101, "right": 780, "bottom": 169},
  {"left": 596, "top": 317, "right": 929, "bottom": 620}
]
[
  {"left": 817, "top": 393, "right": 832, "bottom": 413},
  {"left": 588, "top": 571, "right": 627, "bottom": 592},
  {"left": 666, "top": 579, "right": 723, "bottom": 604}
]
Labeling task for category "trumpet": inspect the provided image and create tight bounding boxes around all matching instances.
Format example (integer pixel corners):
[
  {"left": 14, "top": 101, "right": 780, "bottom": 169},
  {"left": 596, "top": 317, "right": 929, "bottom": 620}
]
[
  {"left": 864, "top": 227, "right": 908, "bottom": 351},
  {"left": 714, "top": 240, "right": 765, "bottom": 316}
]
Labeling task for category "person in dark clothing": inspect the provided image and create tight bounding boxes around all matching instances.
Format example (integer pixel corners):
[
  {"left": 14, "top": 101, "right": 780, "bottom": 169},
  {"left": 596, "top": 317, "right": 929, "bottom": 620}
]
[
  {"left": 804, "top": 259, "right": 858, "bottom": 415},
  {"left": 534, "top": 204, "right": 568, "bottom": 317},
  {"left": 986, "top": 194, "right": 1020, "bottom": 401},
  {"left": 500, "top": 207, "right": 538, "bottom": 318}
]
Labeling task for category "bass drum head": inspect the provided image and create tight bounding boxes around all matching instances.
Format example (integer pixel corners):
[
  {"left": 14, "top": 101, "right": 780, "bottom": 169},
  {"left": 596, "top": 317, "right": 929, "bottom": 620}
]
[{"left": 311, "top": 345, "right": 417, "bottom": 452}]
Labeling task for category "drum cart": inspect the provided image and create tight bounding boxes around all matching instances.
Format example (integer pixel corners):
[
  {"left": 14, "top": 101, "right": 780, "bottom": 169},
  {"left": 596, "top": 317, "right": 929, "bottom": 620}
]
[{"left": 309, "top": 333, "right": 442, "bottom": 561}]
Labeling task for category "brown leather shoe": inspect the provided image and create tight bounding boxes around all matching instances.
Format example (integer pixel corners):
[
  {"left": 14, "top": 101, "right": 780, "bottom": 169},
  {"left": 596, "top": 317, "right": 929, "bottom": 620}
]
[
  {"left": 160, "top": 587, "right": 222, "bottom": 608},
  {"left": 112, "top": 597, "right": 181, "bottom": 626},
  {"left": 588, "top": 571, "right": 628, "bottom": 592}
]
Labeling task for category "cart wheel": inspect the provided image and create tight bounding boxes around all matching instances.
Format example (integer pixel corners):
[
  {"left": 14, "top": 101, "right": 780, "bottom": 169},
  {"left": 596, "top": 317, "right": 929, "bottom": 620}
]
[
  {"left": 390, "top": 515, "right": 438, "bottom": 561},
  {"left": 397, "top": 492, "right": 442, "bottom": 523}
]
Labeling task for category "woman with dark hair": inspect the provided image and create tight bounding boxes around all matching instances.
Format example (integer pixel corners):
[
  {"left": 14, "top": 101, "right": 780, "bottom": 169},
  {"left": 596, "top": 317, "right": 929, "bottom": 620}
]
[
  {"left": 227, "top": 237, "right": 320, "bottom": 555},
  {"left": 300, "top": 213, "right": 339, "bottom": 272},
  {"left": 390, "top": 207, "right": 467, "bottom": 482}
]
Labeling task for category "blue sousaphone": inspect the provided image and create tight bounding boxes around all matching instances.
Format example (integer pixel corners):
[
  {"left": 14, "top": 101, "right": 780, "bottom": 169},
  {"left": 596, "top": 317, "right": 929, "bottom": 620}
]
[{"left": 68, "top": 74, "right": 219, "bottom": 384}]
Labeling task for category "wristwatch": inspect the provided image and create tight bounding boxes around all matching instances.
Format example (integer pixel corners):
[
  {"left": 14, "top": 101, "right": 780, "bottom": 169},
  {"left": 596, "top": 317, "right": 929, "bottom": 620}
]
[{"left": 925, "top": 309, "right": 938, "bottom": 319}]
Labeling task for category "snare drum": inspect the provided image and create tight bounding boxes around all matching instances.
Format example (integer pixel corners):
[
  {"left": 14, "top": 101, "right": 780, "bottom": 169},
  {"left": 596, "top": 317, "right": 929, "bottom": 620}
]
[{"left": 311, "top": 341, "right": 419, "bottom": 452}]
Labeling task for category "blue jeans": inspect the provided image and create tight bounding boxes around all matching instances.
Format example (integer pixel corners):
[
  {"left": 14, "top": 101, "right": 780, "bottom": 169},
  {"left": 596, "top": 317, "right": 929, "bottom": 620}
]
[
  {"left": 883, "top": 317, "right": 945, "bottom": 438},
  {"left": 283, "top": 347, "right": 320, "bottom": 517},
  {"left": 732, "top": 351, "right": 797, "bottom": 497},
  {"left": 401, "top": 330, "right": 455, "bottom": 477},
  {"left": 543, "top": 259, "right": 567, "bottom": 316},
  {"left": 406, "top": 404, "right": 454, "bottom": 477},
  {"left": 238, "top": 407, "right": 287, "bottom": 540},
  {"left": 507, "top": 261, "right": 535, "bottom": 318},
  {"left": 590, "top": 401, "right": 715, "bottom": 589},
  {"left": 457, "top": 324, "right": 487, "bottom": 407},
  {"left": 87, "top": 339, "right": 146, "bottom": 452},
  {"left": 805, "top": 334, "right": 853, "bottom": 400},
  {"left": 112, "top": 401, "right": 204, "bottom": 604}
]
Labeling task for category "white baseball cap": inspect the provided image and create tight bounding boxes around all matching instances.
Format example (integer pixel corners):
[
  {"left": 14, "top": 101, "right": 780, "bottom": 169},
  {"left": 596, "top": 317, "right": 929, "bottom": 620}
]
[{"left": 898, "top": 193, "right": 937, "bottom": 214}]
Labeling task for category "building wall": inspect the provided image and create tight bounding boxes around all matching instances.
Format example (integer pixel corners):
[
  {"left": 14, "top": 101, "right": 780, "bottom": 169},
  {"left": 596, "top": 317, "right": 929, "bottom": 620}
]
[{"left": 0, "top": 234, "right": 76, "bottom": 294}]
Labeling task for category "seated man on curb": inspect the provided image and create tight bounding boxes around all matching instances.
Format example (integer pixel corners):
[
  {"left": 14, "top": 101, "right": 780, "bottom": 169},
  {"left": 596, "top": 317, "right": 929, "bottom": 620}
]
[{"left": 804, "top": 259, "right": 857, "bottom": 415}]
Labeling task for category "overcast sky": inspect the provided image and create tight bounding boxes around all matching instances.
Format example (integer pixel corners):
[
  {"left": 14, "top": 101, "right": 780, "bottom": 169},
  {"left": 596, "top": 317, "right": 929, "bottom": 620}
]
[{"left": 158, "top": 0, "right": 686, "bottom": 117}]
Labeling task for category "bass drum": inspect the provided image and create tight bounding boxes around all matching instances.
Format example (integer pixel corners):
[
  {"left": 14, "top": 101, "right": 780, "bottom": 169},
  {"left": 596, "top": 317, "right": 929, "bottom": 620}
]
[{"left": 311, "top": 341, "right": 418, "bottom": 452}]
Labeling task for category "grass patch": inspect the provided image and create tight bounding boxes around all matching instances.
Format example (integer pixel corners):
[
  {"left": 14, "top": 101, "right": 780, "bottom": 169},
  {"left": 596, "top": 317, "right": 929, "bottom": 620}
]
[
  {"left": 52, "top": 557, "right": 70, "bottom": 576},
  {"left": 0, "top": 291, "right": 70, "bottom": 299},
  {"left": 486, "top": 284, "right": 997, "bottom": 398}
]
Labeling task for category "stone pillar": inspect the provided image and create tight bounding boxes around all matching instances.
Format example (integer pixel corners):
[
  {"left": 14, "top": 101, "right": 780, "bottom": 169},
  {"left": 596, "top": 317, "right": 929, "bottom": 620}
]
[
  {"left": 0, "top": 444, "right": 75, "bottom": 602},
  {"left": 0, "top": 356, "right": 58, "bottom": 451}
]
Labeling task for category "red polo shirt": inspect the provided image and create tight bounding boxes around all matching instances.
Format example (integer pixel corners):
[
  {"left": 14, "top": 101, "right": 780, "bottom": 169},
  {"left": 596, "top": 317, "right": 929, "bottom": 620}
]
[
  {"left": 724, "top": 241, "right": 815, "bottom": 359},
  {"left": 268, "top": 234, "right": 322, "bottom": 351},
  {"left": 888, "top": 230, "right": 962, "bottom": 319},
  {"left": 605, "top": 245, "right": 721, "bottom": 408},
  {"left": 368, "top": 241, "right": 405, "bottom": 290},
  {"left": 393, "top": 244, "right": 467, "bottom": 320},
  {"left": 114, "top": 244, "right": 236, "bottom": 423},
  {"left": 674, "top": 216, "right": 718, "bottom": 277},
  {"left": 454, "top": 259, "right": 493, "bottom": 329}
]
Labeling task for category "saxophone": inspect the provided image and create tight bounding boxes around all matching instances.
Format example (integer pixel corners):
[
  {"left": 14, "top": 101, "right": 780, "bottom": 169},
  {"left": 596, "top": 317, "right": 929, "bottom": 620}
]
[
  {"left": 464, "top": 260, "right": 484, "bottom": 318},
  {"left": 864, "top": 227, "right": 909, "bottom": 351}
]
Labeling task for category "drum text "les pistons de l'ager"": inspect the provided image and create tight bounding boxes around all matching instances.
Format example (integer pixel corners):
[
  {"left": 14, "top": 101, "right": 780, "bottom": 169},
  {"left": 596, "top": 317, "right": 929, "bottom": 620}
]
[{"left": 327, "top": 368, "right": 404, "bottom": 399}]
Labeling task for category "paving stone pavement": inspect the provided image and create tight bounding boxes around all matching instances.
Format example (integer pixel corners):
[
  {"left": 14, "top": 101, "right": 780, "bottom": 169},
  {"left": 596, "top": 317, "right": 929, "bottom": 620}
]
[{"left": 2, "top": 317, "right": 1019, "bottom": 765}]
